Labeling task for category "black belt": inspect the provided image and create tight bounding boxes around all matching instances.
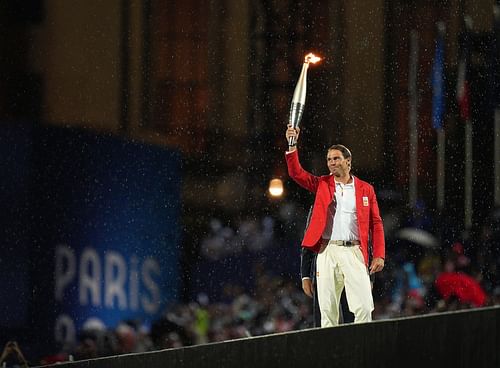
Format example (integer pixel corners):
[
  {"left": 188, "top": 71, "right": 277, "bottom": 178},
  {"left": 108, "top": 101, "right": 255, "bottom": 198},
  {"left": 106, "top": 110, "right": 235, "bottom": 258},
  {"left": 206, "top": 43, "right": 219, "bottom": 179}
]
[{"left": 330, "top": 240, "right": 360, "bottom": 247}]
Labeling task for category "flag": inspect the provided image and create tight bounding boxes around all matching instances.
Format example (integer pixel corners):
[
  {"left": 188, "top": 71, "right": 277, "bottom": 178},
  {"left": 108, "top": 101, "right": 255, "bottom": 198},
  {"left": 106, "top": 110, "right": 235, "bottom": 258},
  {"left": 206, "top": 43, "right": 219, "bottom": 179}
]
[
  {"left": 456, "top": 24, "right": 471, "bottom": 121},
  {"left": 431, "top": 24, "right": 445, "bottom": 130},
  {"left": 432, "top": 23, "right": 447, "bottom": 212}
]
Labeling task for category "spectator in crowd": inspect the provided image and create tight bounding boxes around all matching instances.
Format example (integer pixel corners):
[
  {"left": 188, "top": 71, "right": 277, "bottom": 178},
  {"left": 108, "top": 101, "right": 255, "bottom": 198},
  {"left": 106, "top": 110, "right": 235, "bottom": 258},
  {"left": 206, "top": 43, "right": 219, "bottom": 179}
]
[{"left": 0, "top": 341, "right": 28, "bottom": 368}]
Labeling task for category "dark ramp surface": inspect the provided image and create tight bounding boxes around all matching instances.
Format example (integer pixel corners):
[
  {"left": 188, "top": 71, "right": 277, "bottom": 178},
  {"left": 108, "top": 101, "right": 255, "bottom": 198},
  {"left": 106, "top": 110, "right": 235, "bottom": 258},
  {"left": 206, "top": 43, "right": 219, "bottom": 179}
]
[{"left": 37, "top": 306, "right": 500, "bottom": 368}]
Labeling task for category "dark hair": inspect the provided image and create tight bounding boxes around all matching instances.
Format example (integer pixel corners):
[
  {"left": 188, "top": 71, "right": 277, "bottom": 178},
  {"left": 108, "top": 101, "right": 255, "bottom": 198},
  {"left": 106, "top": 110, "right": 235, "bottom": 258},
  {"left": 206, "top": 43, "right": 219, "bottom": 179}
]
[{"left": 327, "top": 144, "right": 352, "bottom": 160}]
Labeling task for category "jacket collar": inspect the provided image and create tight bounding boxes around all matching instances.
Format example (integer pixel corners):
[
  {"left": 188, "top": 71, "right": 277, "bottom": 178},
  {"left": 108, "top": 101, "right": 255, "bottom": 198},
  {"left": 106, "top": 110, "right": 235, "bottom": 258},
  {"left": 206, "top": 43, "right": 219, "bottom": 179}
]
[{"left": 328, "top": 174, "right": 357, "bottom": 198}]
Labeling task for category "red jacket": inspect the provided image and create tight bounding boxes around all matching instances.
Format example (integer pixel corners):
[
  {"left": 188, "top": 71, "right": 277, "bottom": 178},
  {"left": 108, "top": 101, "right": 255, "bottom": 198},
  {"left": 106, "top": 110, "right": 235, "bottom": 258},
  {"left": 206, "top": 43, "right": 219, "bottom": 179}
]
[{"left": 286, "top": 150, "right": 385, "bottom": 265}]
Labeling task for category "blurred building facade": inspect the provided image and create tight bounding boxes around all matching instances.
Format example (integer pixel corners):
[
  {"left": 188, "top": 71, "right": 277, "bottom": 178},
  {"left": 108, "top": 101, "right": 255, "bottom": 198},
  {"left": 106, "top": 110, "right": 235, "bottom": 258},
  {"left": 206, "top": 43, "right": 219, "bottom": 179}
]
[
  {"left": 1, "top": 0, "right": 497, "bottom": 216},
  {"left": 3, "top": 0, "right": 499, "bottom": 301}
]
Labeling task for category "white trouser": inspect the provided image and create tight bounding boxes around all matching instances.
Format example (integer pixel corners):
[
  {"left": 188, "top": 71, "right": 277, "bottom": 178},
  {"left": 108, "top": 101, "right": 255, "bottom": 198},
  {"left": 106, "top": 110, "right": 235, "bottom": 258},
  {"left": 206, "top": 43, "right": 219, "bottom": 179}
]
[{"left": 316, "top": 241, "right": 374, "bottom": 327}]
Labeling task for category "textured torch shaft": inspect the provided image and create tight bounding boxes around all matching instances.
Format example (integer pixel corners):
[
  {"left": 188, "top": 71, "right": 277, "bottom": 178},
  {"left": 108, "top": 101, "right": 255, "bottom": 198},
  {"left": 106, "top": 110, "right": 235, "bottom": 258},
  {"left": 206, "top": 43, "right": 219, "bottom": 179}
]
[
  {"left": 288, "top": 103, "right": 305, "bottom": 145},
  {"left": 288, "top": 62, "right": 310, "bottom": 146},
  {"left": 292, "top": 63, "right": 309, "bottom": 104}
]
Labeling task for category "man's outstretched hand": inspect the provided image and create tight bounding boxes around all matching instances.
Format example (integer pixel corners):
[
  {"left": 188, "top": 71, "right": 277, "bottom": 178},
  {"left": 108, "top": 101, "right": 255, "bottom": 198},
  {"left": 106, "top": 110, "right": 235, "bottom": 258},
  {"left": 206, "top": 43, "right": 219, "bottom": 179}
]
[{"left": 285, "top": 124, "right": 300, "bottom": 151}]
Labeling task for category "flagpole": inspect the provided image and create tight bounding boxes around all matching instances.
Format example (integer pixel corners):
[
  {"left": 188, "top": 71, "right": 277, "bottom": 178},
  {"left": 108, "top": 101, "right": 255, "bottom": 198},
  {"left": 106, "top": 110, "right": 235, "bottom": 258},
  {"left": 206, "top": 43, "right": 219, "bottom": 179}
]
[
  {"left": 495, "top": 109, "right": 500, "bottom": 206},
  {"left": 464, "top": 119, "right": 473, "bottom": 230},
  {"left": 457, "top": 16, "right": 473, "bottom": 233},
  {"left": 464, "top": 16, "right": 473, "bottom": 232},
  {"left": 437, "top": 128, "right": 445, "bottom": 211},
  {"left": 408, "top": 30, "right": 419, "bottom": 209},
  {"left": 494, "top": 3, "right": 500, "bottom": 206}
]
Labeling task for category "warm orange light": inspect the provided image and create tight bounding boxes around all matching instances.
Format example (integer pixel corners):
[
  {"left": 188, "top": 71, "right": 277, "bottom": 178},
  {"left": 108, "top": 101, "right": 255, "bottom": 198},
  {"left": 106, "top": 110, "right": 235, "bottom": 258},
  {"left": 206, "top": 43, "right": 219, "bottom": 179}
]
[
  {"left": 304, "top": 53, "right": 321, "bottom": 64},
  {"left": 268, "top": 178, "right": 284, "bottom": 197}
]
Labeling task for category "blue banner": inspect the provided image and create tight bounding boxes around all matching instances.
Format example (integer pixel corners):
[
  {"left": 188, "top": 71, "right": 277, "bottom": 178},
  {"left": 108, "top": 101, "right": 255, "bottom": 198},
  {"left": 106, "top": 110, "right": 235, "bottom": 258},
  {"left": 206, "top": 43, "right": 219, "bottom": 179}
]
[{"left": 1, "top": 124, "right": 182, "bottom": 352}]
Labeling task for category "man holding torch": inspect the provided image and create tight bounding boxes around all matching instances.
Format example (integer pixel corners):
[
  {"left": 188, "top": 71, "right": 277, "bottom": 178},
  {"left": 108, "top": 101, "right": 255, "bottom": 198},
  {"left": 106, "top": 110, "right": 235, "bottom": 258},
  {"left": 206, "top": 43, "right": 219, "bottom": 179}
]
[{"left": 285, "top": 125, "right": 385, "bottom": 327}]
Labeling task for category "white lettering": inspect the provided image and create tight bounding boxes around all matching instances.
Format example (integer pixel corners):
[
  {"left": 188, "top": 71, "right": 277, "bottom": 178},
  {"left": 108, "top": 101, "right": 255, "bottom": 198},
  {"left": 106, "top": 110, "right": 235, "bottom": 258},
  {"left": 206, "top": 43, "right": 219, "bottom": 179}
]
[
  {"left": 54, "top": 314, "right": 76, "bottom": 346},
  {"left": 55, "top": 245, "right": 164, "bottom": 316},
  {"left": 55, "top": 244, "right": 76, "bottom": 301},
  {"left": 105, "top": 251, "right": 127, "bottom": 310},
  {"left": 79, "top": 248, "right": 101, "bottom": 306},
  {"left": 129, "top": 256, "right": 139, "bottom": 311},
  {"left": 141, "top": 258, "right": 161, "bottom": 314}
]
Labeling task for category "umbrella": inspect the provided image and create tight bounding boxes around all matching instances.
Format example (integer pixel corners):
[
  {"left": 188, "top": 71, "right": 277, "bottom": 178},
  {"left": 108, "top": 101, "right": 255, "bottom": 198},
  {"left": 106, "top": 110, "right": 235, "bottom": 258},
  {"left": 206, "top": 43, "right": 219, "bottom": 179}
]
[
  {"left": 435, "top": 272, "right": 487, "bottom": 307},
  {"left": 395, "top": 227, "right": 439, "bottom": 248}
]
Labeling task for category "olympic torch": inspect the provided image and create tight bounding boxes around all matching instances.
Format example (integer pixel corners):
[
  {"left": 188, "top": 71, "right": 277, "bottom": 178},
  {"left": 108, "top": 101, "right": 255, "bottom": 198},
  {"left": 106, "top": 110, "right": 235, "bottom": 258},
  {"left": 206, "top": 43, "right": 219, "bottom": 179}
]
[{"left": 288, "top": 53, "right": 321, "bottom": 146}]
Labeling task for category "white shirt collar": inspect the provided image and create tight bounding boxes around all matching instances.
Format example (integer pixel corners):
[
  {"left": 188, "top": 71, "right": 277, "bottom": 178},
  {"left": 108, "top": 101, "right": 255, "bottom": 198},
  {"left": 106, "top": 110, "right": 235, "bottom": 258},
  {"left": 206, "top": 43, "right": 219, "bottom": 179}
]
[{"left": 334, "top": 176, "right": 355, "bottom": 187}]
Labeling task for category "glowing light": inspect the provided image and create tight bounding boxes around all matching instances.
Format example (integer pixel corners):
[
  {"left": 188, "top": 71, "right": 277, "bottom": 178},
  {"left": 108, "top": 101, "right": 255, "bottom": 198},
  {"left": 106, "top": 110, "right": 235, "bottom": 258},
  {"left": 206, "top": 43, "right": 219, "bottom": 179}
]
[
  {"left": 268, "top": 178, "right": 284, "bottom": 197},
  {"left": 304, "top": 53, "right": 321, "bottom": 64}
]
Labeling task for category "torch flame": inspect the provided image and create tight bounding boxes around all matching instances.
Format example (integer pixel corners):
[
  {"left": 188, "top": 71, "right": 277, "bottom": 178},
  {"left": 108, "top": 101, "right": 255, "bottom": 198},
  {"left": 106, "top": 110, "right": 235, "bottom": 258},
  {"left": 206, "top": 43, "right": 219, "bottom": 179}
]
[{"left": 304, "top": 53, "right": 321, "bottom": 64}]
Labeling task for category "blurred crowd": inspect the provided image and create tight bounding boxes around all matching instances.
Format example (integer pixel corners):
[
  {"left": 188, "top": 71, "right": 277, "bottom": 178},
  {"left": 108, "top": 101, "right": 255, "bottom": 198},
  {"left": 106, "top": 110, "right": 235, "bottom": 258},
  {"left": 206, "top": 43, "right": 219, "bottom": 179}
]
[
  {"left": 38, "top": 273, "right": 312, "bottom": 365},
  {"left": 200, "top": 216, "right": 277, "bottom": 261},
  {"left": 4, "top": 200, "right": 500, "bottom": 366}
]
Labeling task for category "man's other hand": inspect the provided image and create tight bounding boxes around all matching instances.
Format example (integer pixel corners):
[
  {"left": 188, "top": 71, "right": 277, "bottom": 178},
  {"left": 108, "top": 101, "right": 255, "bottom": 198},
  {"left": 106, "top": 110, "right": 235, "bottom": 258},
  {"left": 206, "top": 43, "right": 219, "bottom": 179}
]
[
  {"left": 302, "top": 278, "right": 314, "bottom": 298},
  {"left": 369, "top": 257, "right": 384, "bottom": 274}
]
